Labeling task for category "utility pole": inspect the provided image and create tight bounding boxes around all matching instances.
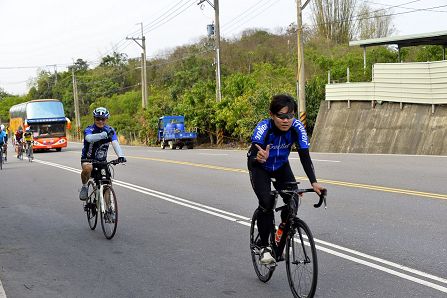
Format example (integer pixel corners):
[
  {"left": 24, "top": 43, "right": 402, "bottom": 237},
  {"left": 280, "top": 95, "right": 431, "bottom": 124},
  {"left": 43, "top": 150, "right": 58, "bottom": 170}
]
[
  {"left": 71, "top": 66, "right": 81, "bottom": 140},
  {"left": 296, "top": 0, "right": 310, "bottom": 127},
  {"left": 199, "top": 0, "right": 223, "bottom": 145},
  {"left": 198, "top": 0, "right": 222, "bottom": 103},
  {"left": 127, "top": 23, "right": 148, "bottom": 109}
]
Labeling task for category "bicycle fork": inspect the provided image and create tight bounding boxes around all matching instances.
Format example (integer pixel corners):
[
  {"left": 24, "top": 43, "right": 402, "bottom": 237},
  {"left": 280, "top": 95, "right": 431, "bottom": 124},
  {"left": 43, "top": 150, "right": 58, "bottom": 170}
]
[
  {"left": 291, "top": 221, "right": 311, "bottom": 265},
  {"left": 97, "top": 184, "right": 115, "bottom": 214}
]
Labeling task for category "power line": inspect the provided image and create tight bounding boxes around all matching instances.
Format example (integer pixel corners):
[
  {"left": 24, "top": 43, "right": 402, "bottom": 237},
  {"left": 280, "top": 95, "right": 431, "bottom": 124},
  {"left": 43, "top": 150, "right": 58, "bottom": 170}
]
[
  {"left": 366, "top": 0, "right": 447, "bottom": 13},
  {"left": 223, "top": 0, "right": 281, "bottom": 35},
  {"left": 309, "top": 3, "right": 447, "bottom": 28},
  {"left": 221, "top": 0, "right": 271, "bottom": 28},
  {"left": 142, "top": 0, "right": 188, "bottom": 32},
  {"left": 145, "top": 0, "right": 197, "bottom": 33}
]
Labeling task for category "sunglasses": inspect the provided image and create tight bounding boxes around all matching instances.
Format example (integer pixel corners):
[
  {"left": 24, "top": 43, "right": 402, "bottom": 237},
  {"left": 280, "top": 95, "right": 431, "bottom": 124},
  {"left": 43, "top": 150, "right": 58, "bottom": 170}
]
[
  {"left": 275, "top": 113, "right": 294, "bottom": 120},
  {"left": 94, "top": 117, "right": 106, "bottom": 122}
]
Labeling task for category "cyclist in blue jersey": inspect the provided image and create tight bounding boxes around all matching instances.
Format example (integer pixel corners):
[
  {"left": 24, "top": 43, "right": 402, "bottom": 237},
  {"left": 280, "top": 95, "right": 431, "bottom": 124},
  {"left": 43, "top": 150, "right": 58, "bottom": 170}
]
[
  {"left": 79, "top": 107, "right": 126, "bottom": 201},
  {"left": 0, "top": 125, "right": 7, "bottom": 162},
  {"left": 247, "top": 94, "right": 325, "bottom": 265}
]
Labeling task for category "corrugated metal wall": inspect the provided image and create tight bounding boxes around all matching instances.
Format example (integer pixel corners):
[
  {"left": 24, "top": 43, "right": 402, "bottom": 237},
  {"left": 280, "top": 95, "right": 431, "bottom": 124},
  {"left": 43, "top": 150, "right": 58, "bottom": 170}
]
[{"left": 326, "top": 61, "right": 447, "bottom": 104}]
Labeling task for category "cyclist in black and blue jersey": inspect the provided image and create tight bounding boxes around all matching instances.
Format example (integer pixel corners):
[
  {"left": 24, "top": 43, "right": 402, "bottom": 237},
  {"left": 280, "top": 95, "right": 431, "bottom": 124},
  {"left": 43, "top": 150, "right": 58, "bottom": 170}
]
[
  {"left": 247, "top": 94, "right": 325, "bottom": 265},
  {"left": 79, "top": 107, "right": 126, "bottom": 201}
]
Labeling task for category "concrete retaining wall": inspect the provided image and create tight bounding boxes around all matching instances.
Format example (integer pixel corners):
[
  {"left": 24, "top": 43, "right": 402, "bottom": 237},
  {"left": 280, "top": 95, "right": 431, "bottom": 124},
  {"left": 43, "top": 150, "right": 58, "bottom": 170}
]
[{"left": 310, "top": 101, "right": 447, "bottom": 155}]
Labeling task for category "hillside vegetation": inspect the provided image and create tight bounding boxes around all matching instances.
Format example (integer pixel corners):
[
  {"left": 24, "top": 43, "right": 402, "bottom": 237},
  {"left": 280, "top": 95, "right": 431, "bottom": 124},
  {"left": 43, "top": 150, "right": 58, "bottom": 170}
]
[{"left": 0, "top": 28, "right": 443, "bottom": 145}]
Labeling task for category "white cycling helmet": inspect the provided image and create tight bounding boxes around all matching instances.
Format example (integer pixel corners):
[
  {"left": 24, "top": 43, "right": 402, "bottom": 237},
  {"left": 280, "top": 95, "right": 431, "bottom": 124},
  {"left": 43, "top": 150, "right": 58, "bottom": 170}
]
[
  {"left": 92, "top": 107, "right": 110, "bottom": 119},
  {"left": 0, "top": 124, "right": 4, "bottom": 131}
]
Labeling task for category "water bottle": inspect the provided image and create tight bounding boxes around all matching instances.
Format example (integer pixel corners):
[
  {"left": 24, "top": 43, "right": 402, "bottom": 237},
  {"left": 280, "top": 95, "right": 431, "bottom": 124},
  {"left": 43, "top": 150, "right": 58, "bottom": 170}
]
[{"left": 275, "top": 223, "right": 285, "bottom": 245}]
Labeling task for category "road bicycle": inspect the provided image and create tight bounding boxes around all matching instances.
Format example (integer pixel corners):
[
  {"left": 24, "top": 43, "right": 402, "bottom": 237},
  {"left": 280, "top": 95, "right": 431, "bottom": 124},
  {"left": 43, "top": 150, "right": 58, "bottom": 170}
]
[
  {"left": 25, "top": 141, "right": 33, "bottom": 162},
  {"left": 250, "top": 181, "right": 327, "bottom": 298},
  {"left": 83, "top": 158, "right": 125, "bottom": 239},
  {"left": 17, "top": 142, "right": 23, "bottom": 160}
]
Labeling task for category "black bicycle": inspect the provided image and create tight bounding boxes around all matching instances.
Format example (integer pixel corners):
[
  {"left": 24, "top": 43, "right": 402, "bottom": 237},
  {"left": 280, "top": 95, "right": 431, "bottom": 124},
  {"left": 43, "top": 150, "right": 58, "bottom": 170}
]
[
  {"left": 250, "top": 182, "right": 327, "bottom": 298},
  {"left": 83, "top": 158, "right": 125, "bottom": 239}
]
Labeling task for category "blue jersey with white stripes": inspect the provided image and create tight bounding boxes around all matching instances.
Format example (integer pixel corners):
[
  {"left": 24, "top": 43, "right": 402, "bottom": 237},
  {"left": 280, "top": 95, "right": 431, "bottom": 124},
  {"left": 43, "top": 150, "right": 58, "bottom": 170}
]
[
  {"left": 251, "top": 118, "right": 310, "bottom": 172},
  {"left": 81, "top": 124, "right": 118, "bottom": 160}
]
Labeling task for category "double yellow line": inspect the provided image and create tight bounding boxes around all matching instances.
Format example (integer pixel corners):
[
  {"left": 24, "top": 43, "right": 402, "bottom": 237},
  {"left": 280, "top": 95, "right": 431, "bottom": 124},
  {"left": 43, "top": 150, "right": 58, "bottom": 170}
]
[{"left": 128, "top": 156, "right": 447, "bottom": 201}]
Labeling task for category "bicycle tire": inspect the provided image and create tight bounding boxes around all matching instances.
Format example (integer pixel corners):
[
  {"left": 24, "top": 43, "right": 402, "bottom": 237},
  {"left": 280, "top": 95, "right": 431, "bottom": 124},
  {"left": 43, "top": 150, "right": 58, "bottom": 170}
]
[
  {"left": 18, "top": 145, "right": 23, "bottom": 160},
  {"left": 85, "top": 181, "right": 98, "bottom": 230},
  {"left": 286, "top": 218, "right": 318, "bottom": 298},
  {"left": 250, "top": 209, "right": 276, "bottom": 282},
  {"left": 27, "top": 146, "right": 32, "bottom": 162},
  {"left": 100, "top": 185, "right": 118, "bottom": 239},
  {"left": 0, "top": 149, "right": 3, "bottom": 170}
]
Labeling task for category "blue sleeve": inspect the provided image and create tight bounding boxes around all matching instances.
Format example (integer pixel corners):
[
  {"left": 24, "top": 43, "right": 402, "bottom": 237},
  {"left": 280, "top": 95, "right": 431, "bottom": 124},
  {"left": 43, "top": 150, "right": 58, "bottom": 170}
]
[
  {"left": 292, "top": 119, "right": 310, "bottom": 149},
  {"left": 105, "top": 126, "right": 118, "bottom": 141},
  {"left": 84, "top": 127, "right": 93, "bottom": 137},
  {"left": 251, "top": 119, "right": 270, "bottom": 144},
  {"left": 111, "top": 130, "right": 118, "bottom": 142}
]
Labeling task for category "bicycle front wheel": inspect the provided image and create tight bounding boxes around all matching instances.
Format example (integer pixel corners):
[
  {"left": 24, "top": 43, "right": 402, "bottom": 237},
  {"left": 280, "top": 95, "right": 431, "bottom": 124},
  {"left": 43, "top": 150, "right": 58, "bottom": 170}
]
[
  {"left": 85, "top": 181, "right": 97, "bottom": 230},
  {"left": 100, "top": 185, "right": 118, "bottom": 239},
  {"left": 27, "top": 146, "right": 32, "bottom": 162},
  {"left": 250, "top": 209, "right": 275, "bottom": 282},
  {"left": 0, "top": 150, "right": 3, "bottom": 170},
  {"left": 286, "top": 218, "right": 318, "bottom": 298}
]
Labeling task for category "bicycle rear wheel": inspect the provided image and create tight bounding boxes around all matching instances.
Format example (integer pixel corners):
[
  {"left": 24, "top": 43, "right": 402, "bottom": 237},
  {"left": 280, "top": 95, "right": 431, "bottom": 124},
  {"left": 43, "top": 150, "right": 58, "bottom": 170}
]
[
  {"left": 85, "top": 181, "right": 97, "bottom": 230},
  {"left": 100, "top": 185, "right": 118, "bottom": 239},
  {"left": 250, "top": 209, "right": 275, "bottom": 282},
  {"left": 286, "top": 218, "right": 318, "bottom": 298},
  {"left": 18, "top": 145, "right": 23, "bottom": 160}
]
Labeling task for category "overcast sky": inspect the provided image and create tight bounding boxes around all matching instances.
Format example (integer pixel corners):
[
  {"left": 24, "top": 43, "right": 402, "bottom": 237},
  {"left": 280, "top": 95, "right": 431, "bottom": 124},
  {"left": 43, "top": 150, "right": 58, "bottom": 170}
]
[{"left": 1, "top": 0, "right": 447, "bottom": 95}]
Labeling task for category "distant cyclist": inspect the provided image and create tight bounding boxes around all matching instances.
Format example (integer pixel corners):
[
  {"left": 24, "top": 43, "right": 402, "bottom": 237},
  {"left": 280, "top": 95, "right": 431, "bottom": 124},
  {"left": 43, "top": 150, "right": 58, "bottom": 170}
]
[
  {"left": 247, "top": 94, "right": 325, "bottom": 265},
  {"left": 79, "top": 107, "right": 127, "bottom": 201},
  {"left": 0, "top": 125, "right": 7, "bottom": 162},
  {"left": 23, "top": 127, "right": 33, "bottom": 157},
  {"left": 15, "top": 127, "right": 24, "bottom": 159}
]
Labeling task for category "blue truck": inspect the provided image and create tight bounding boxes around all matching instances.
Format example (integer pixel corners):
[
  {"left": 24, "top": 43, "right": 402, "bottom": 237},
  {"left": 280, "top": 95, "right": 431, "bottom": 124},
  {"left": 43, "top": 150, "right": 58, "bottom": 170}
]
[{"left": 157, "top": 116, "right": 197, "bottom": 149}]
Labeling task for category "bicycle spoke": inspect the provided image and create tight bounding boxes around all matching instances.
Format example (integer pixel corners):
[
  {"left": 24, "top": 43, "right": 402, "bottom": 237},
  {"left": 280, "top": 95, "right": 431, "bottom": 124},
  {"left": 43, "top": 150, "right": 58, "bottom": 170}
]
[
  {"left": 250, "top": 209, "right": 275, "bottom": 282},
  {"left": 100, "top": 185, "right": 118, "bottom": 239},
  {"left": 85, "top": 181, "right": 97, "bottom": 230},
  {"left": 286, "top": 220, "right": 318, "bottom": 298}
]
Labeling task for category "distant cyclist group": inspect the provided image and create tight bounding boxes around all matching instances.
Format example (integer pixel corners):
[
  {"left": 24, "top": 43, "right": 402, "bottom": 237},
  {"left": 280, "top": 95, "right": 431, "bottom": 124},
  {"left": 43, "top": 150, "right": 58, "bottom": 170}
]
[{"left": 0, "top": 124, "right": 36, "bottom": 165}]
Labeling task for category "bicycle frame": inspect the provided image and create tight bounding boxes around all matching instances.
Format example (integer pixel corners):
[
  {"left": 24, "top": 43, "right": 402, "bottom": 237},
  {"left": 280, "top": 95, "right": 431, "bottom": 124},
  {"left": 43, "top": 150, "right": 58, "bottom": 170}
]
[
  {"left": 91, "top": 164, "right": 114, "bottom": 215},
  {"left": 270, "top": 187, "right": 325, "bottom": 262}
]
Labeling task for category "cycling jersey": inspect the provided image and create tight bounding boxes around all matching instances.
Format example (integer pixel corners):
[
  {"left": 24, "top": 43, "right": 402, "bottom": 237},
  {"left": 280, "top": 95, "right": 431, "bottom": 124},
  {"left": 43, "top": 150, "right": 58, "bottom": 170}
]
[
  {"left": 0, "top": 130, "right": 6, "bottom": 145},
  {"left": 81, "top": 124, "right": 118, "bottom": 161},
  {"left": 24, "top": 131, "right": 33, "bottom": 142},
  {"left": 249, "top": 118, "right": 310, "bottom": 172},
  {"left": 15, "top": 131, "right": 23, "bottom": 143}
]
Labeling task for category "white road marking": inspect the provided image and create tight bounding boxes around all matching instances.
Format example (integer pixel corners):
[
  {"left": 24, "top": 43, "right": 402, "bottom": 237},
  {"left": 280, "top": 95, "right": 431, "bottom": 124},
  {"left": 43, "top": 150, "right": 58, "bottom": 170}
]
[
  {"left": 0, "top": 279, "right": 6, "bottom": 298},
  {"left": 198, "top": 153, "right": 229, "bottom": 156},
  {"left": 33, "top": 159, "right": 447, "bottom": 294}
]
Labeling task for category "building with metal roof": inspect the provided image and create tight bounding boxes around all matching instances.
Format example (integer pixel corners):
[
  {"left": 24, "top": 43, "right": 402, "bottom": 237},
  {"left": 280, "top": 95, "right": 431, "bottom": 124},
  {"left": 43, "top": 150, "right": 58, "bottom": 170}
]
[{"left": 350, "top": 30, "right": 447, "bottom": 69}]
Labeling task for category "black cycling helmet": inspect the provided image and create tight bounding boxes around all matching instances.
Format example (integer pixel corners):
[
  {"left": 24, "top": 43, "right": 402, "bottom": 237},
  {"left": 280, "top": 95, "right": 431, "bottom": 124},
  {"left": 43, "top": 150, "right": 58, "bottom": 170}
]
[{"left": 92, "top": 107, "right": 110, "bottom": 119}]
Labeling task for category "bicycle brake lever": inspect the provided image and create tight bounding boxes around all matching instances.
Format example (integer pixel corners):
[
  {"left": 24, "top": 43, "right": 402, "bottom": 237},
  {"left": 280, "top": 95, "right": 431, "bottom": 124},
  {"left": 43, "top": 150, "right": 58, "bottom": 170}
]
[{"left": 313, "top": 189, "right": 327, "bottom": 209}]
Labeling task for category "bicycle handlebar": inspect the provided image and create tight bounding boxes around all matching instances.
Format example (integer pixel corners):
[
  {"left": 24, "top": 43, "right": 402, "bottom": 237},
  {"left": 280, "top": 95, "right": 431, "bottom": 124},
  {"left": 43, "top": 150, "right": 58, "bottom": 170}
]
[
  {"left": 271, "top": 187, "right": 327, "bottom": 209},
  {"left": 92, "top": 159, "right": 126, "bottom": 166},
  {"left": 314, "top": 188, "right": 327, "bottom": 209}
]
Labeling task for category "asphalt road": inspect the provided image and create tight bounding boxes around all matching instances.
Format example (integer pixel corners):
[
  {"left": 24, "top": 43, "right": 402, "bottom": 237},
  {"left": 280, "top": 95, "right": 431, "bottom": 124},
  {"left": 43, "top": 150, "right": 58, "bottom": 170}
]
[{"left": 0, "top": 143, "right": 446, "bottom": 297}]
